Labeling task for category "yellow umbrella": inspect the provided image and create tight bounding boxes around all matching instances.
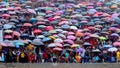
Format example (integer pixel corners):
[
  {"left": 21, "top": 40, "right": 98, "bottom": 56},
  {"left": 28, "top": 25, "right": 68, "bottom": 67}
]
[{"left": 49, "top": 36, "right": 56, "bottom": 40}]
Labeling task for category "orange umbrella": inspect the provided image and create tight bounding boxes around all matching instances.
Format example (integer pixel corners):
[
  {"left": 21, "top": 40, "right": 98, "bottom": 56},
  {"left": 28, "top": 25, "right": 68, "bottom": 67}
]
[{"left": 76, "top": 32, "right": 84, "bottom": 37}]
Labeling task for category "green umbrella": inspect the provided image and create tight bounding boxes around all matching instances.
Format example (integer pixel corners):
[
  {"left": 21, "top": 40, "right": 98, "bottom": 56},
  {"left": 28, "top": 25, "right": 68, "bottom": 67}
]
[
  {"left": 38, "top": 12, "right": 46, "bottom": 16},
  {"left": 45, "top": 7, "right": 54, "bottom": 11},
  {"left": 99, "top": 36, "right": 107, "bottom": 41}
]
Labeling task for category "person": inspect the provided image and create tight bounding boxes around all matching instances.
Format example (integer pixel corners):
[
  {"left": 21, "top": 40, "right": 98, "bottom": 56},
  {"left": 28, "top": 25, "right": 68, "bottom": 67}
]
[
  {"left": 116, "top": 49, "right": 120, "bottom": 63},
  {"left": 0, "top": 52, "right": 5, "bottom": 63}
]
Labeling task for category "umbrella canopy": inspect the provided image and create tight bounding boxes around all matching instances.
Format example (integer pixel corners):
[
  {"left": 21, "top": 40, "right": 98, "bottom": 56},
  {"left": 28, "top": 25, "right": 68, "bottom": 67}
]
[
  {"left": 42, "top": 37, "right": 51, "bottom": 42},
  {"left": 67, "top": 35, "right": 76, "bottom": 40},
  {"left": 64, "top": 39, "right": 74, "bottom": 44},
  {"left": 71, "top": 44, "right": 80, "bottom": 48},
  {"left": 103, "top": 45, "right": 112, "bottom": 48},
  {"left": 113, "top": 42, "right": 120, "bottom": 47},
  {"left": 48, "top": 43, "right": 56, "bottom": 48},
  {"left": 3, "top": 24, "right": 13, "bottom": 29},
  {"left": 53, "top": 47, "right": 63, "bottom": 51},
  {"left": 99, "top": 36, "right": 107, "bottom": 41},
  {"left": 54, "top": 38, "right": 63, "bottom": 43},
  {"left": 83, "top": 42, "right": 91, "bottom": 46},
  {"left": 23, "top": 23, "right": 33, "bottom": 27},
  {"left": 13, "top": 40, "right": 25, "bottom": 47},
  {"left": 32, "top": 39, "right": 43, "bottom": 46},
  {"left": 92, "top": 49, "right": 101, "bottom": 53},
  {"left": 108, "top": 47, "right": 118, "bottom": 52}
]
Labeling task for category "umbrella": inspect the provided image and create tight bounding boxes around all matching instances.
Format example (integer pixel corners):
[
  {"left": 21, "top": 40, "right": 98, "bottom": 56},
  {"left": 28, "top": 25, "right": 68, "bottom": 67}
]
[
  {"left": 67, "top": 35, "right": 76, "bottom": 40},
  {"left": 71, "top": 44, "right": 80, "bottom": 48},
  {"left": 90, "top": 34, "right": 99, "bottom": 38},
  {"left": 36, "top": 22, "right": 46, "bottom": 25},
  {"left": 49, "top": 30, "right": 57, "bottom": 34},
  {"left": 38, "top": 25, "right": 46, "bottom": 29},
  {"left": 12, "top": 31, "right": 21, "bottom": 36},
  {"left": 4, "top": 30, "right": 13, "bottom": 33},
  {"left": 59, "top": 21, "right": 69, "bottom": 25},
  {"left": 61, "top": 25, "right": 70, "bottom": 29},
  {"left": 33, "top": 29, "right": 42, "bottom": 34},
  {"left": 63, "top": 44, "right": 71, "bottom": 47},
  {"left": 108, "top": 47, "right": 118, "bottom": 52},
  {"left": 2, "top": 14, "right": 10, "bottom": 17},
  {"left": 83, "top": 42, "right": 91, "bottom": 46},
  {"left": 111, "top": 33, "right": 119, "bottom": 37},
  {"left": 45, "top": 7, "right": 54, "bottom": 11},
  {"left": 3, "top": 24, "right": 13, "bottom": 29},
  {"left": 99, "top": 36, "right": 107, "bottom": 41},
  {"left": 30, "top": 18, "right": 37, "bottom": 23},
  {"left": 75, "top": 32, "right": 84, "bottom": 37},
  {"left": 48, "top": 43, "right": 56, "bottom": 48},
  {"left": 27, "top": 9, "right": 36, "bottom": 14},
  {"left": 13, "top": 40, "right": 25, "bottom": 47},
  {"left": 113, "top": 42, "right": 120, "bottom": 46},
  {"left": 36, "top": 35, "right": 45, "bottom": 39},
  {"left": 55, "top": 43, "right": 63, "bottom": 47},
  {"left": 54, "top": 38, "right": 63, "bottom": 43},
  {"left": 32, "top": 39, "right": 43, "bottom": 46},
  {"left": 23, "top": 23, "right": 33, "bottom": 27},
  {"left": 53, "top": 47, "right": 63, "bottom": 51},
  {"left": 92, "top": 49, "right": 101, "bottom": 52},
  {"left": 45, "top": 26, "right": 54, "bottom": 31},
  {"left": 42, "top": 37, "right": 51, "bottom": 42},
  {"left": 64, "top": 39, "right": 74, "bottom": 44},
  {"left": 76, "top": 48, "right": 83, "bottom": 53},
  {"left": 70, "top": 26, "right": 78, "bottom": 30},
  {"left": 103, "top": 45, "right": 112, "bottom": 48},
  {"left": 0, "top": 40, "right": 14, "bottom": 47}
]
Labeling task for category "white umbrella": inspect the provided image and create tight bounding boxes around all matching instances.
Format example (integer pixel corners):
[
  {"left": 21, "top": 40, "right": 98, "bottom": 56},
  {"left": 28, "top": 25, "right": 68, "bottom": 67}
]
[{"left": 108, "top": 47, "right": 118, "bottom": 52}]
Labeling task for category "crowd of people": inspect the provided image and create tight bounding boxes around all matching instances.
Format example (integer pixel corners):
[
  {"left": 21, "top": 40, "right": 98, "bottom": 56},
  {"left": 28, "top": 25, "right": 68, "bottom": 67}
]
[{"left": 0, "top": 0, "right": 120, "bottom": 63}]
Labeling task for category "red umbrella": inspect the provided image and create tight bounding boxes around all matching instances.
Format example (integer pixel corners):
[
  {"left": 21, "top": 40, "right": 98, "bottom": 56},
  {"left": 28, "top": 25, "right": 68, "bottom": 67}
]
[
  {"left": 23, "top": 23, "right": 33, "bottom": 27},
  {"left": 47, "top": 18, "right": 55, "bottom": 21},
  {"left": 46, "top": 10, "right": 53, "bottom": 14},
  {"left": 33, "top": 29, "right": 42, "bottom": 34},
  {"left": 45, "top": 26, "right": 54, "bottom": 31}
]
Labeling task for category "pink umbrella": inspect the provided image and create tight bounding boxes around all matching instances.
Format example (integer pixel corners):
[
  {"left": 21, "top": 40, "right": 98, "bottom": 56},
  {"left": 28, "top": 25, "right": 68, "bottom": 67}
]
[
  {"left": 12, "top": 31, "right": 21, "bottom": 36},
  {"left": 113, "top": 42, "right": 120, "bottom": 46},
  {"left": 4, "top": 35, "right": 13, "bottom": 39},
  {"left": 59, "top": 21, "right": 69, "bottom": 25},
  {"left": 53, "top": 47, "right": 63, "bottom": 51},
  {"left": 112, "top": 13, "right": 119, "bottom": 18},
  {"left": 27, "top": 9, "right": 36, "bottom": 14},
  {"left": 45, "top": 26, "right": 54, "bottom": 31},
  {"left": 23, "top": 23, "right": 33, "bottom": 27},
  {"left": 64, "top": 39, "right": 74, "bottom": 44},
  {"left": 67, "top": 35, "right": 76, "bottom": 40},
  {"left": 55, "top": 43, "right": 63, "bottom": 47},
  {"left": 14, "top": 7, "right": 22, "bottom": 10},
  {"left": 87, "top": 6, "right": 94, "bottom": 9},
  {"left": 67, "top": 32, "right": 75, "bottom": 35},
  {"left": 7, "top": 7, "right": 14, "bottom": 11},
  {"left": 36, "top": 22, "right": 46, "bottom": 25},
  {"left": 0, "top": 42, "right": 8, "bottom": 47},
  {"left": 46, "top": 10, "right": 53, "bottom": 14},
  {"left": 109, "top": 27, "right": 117, "bottom": 31},
  {"left": 2, "top": 14, "right": 10, "bottom": 17}
]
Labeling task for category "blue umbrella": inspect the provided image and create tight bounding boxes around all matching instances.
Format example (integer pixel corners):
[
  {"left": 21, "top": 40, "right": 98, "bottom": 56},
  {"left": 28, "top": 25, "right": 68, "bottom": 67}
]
[
  {"left": 103, "top": 45, "right": 112, "bottom": 48},
  {"left": 13, "top": 40, "right": 25, "bottom": 47},
  {"left": 42, "top": 37, "right": 51, "bottom": 42},
  {"left": 3, "top": 24, "right": 13, "bottom": 29},
  {"left": 30, "top": 18, "right": 37, "bottom": 23},
  {"left": 61, "top": 25, "right": 70, "bottom": 29}
]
